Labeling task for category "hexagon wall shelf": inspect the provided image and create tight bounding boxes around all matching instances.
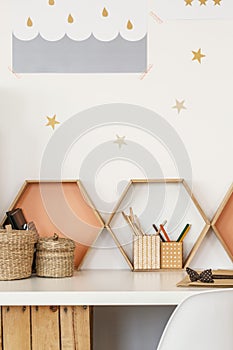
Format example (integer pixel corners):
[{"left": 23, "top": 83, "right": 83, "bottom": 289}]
[
  {"left": 2, "top": 180, "right": 104, "bottom": 268},
  {"left": 107, "top": 179, "right": 210, "bottom": 271},
  {"left": 211, "top": 183, "right": 233, "bottom": 262}
]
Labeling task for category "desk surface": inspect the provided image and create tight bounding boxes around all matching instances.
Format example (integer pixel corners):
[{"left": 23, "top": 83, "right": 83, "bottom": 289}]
[{"left": 0, "top": 270, "right": 210, "bottom": 306}]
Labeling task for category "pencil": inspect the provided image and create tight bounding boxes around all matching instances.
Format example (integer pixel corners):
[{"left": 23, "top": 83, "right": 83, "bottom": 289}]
[
  {"left": 179, "top": 225, "right": 191, "bottom": 242},
  {"left": 160, "top": 224, "right": 170, "bottom": 242},
  {"left": 152, "top": 224, "right": 165, "bottom": 241},
  {"left": 177, "top": 224, "right": 190, "bottom": 242},
  {"left": 122, "top": 211, "right": 139, "bottom": 236}
]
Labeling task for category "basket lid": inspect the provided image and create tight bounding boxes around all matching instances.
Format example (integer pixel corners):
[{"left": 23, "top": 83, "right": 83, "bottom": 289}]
[{"left": 37, "top": 233, "right": 75, "bottom": 252}]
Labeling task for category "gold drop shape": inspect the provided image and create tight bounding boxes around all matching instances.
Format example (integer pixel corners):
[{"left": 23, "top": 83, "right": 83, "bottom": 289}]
[
  {"left": 68, "top": 14, "right": 74, "bottom": 23},
  {"left": 27, "top": 17, "right": 33, "bottom": 27},
  {"left": 49, "top": 0, "right": 55, "bottom": 5},
  {"left": 102, "top": 7, "right": 108, "bottom": 17},
  {"left": 127, "top": 20, "right": 133, "bottom": 30}
]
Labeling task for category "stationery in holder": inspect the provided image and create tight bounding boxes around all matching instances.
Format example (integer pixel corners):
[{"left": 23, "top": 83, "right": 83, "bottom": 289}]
[
  {"left": 160, "top": 241, "right": 183, "bottom": 269},
  {"left": 6, "top": 208, "right": 27, "bottom": 230},
  {"left": 133, "top": 235, "right": 160, "bottom": 270}
]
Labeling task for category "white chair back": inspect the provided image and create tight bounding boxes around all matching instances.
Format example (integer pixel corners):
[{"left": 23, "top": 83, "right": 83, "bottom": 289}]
[{"left": 157, "top": 289, "right": 233, "bottom": 350}]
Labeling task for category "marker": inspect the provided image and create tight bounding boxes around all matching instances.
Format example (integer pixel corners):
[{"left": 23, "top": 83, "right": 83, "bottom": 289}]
[{"left": 177, "top": 224, "right": 190, "bottom": 242}]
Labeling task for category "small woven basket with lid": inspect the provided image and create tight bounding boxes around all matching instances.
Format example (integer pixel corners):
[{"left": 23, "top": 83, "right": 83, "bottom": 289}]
[
  {"left": 36, "top": 233, "right": 75, "bottom": 278},
  {"left": 0, "top": 224, "right": 36, "bottom": 280}
]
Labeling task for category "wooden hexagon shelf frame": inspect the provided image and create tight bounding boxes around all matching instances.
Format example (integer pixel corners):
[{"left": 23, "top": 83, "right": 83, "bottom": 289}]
[
  {"left": 106, "top": 178, "right": 210, "bottom": 271},
  {"left": 1, "top": 180, "right": 105, "bottom": 269},
  {"left": 211, "top": 183, "right": 233, "bottom": 262}
]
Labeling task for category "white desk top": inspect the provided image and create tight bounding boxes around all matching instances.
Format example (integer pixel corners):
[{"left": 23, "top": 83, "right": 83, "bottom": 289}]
[{"left": 0, "top": 270, "right": 209, "bottom": 306}]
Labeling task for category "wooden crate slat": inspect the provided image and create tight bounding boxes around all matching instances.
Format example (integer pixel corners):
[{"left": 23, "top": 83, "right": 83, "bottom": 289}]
[
  {"left": 31, "top": 306, "right": 60, "bottom": 350},
  {"left": 0, "top": 307, "right": 2, "bottom": 350},
  {"left": 74, "top": 306, "right": 91, "bottom": 350},
  {"left": 2, "top": 306, "right": 31, "bottom": 350},
  {"left": 60, "top": 306, "right": 75, "bottom": 350}
]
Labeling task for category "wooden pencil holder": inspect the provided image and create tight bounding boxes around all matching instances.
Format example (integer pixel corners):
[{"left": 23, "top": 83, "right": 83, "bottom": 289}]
[
  {"left": 160, "top": 242, "right": 183, "bottom": 269},
  {"left": 133, "top": 235, "right": 160, "bottom": 270}
]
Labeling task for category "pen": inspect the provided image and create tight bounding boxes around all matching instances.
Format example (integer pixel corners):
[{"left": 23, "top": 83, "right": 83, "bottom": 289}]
[{"left": 177, "top": 224, "right": 190, "bottom": 242}]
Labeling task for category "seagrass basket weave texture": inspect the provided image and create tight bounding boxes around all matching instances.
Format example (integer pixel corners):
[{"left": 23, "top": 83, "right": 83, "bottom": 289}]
[
  {"left": 36, "top": 233, "right": 75, "bottom": 278},
  {"left": 0, "top": 225, "right": 36, "bottom": 280}
]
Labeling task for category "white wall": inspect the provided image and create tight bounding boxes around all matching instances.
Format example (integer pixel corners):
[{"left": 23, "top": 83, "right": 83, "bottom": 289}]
[{"left": 1, "top": 1, "right": 233, "bottom": 349}]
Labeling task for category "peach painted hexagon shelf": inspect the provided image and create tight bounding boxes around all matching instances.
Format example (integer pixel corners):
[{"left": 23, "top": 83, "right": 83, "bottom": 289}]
[
  {"left": 2, "top": 180, "right": 104, "bottom": 268},
  {"left": 212, "top": 183, "right": 233, "bottom": 262},
  {"left": 107, "top": 179, "right": 210, "bottom": 271}
]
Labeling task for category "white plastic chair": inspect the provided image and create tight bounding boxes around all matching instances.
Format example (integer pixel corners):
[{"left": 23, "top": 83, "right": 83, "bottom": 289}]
[{"left": 157, "top": 289, "right": 233, "bottom": 350}]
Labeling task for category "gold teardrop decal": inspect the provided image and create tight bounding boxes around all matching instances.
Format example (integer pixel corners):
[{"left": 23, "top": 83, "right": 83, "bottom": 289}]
[
  {"left": 68, "top": 14, "right": 74, "bottom": 23},
  {"left": 49, "top": 0, "right": 55, "bottom": 5},
  {"left": 27, "top": 17, "right": 33, "bottom": 27},
  {"left": 102, "top": 7, "right": 108, "bottom": 17},
  {"left": 127, "top": 20, "right": 133, "bottom": 30}
]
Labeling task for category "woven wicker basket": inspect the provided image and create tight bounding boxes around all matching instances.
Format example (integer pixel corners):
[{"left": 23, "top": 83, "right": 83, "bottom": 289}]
[
  {"left": 0, "top": 225, "right": 36, "bottom": 280},
  {"left": 36, "top": 233, "right": 75, "bottom": 278}
]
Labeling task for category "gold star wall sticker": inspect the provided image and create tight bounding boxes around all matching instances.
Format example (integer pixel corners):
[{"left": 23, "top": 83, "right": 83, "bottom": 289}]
[
  {"left": 184, "top": 0, "right": 194, "bottom": 6},
  {"left": 46, "top": 115, "right": 60, "bottom": 130},
  {"left": 114, "top": 135, "right": 127, "bottom": 149},
  {"left": 199, "top": 0, "right": 208, "bottom": 5},
  {"left": 213, "top": 0, "right": 221, "bottom": 5},
  {"left": 172, "top": 100, "right": 187, "bottom": 114},
  {"left": 192, "top": 48, "right": 206, "bottom": 63}
]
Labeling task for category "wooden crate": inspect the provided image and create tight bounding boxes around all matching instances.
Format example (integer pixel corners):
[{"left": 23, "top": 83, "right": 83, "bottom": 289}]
[{"left": 0, "top": 305, "right": 92, "bottom": 350}]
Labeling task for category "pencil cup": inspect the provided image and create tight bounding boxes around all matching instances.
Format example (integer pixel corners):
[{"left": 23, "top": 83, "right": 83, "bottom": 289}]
[
  {"left": 160, "top": 242, "right": 183, "bottom": 269},
  {"left": 133, "top": 235, "right": 160, "bottom": 270}
]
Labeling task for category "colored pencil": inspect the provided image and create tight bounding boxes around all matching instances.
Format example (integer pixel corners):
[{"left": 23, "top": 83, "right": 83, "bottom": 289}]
[
  {"left": 177, "top": 224, "right": 190, "bottom": 242},
  {"left": 179, "top": 225, "right": 191, "bottom": 242},
  {"left": 160, "top": 224, "right": 170, "bottom": 242}
]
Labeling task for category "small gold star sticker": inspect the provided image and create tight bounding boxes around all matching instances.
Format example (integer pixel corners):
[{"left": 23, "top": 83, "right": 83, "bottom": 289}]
[
  {"left": 199, "top": 0, "right": 207, "bottom": 5},
  {"left": 172, "top": 100, "right": 187, "bottom": 114},
  {"left": 184, "top": 0, "right": 194, "bottom": 6},
  {"left": 213, "top": 0, "right": 221, "bottom": 5},
  {"left": 114, "top": 135, "right": 127, "bottom": 149},
  {"left": 192, "top": 48, "right": 206, "bottom": 64},
  {"left": 46, "top": 115, "right": 60, "bottom": 130}
]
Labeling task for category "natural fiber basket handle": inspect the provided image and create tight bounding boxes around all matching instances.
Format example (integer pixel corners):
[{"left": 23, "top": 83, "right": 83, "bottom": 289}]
[
  {"left": 5, "top": 225, "right": 12, "bottom": 232},
  {"left": 53, "top": 233, "right": 59, "bottom": 241}
]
